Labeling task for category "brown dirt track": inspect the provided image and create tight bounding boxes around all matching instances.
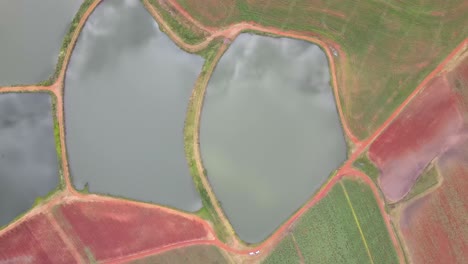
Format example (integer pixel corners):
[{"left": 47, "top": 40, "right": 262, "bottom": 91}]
[{"left": 0, "top": 0, "right": 467, "bottom": 263}]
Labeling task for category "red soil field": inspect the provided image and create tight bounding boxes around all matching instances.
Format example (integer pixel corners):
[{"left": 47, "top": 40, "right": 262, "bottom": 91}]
[
  {"left": 369, "top": 75, "right": 463, "bottom": 202},
  {"left": 399, "top": 139, "right": 468, "bottom": 264},
  {"left": 54, "top": 200, "right": 211, "bottom": 262},
  {"left": 0, "top": 213, "right": 76, "bottom": 264}
]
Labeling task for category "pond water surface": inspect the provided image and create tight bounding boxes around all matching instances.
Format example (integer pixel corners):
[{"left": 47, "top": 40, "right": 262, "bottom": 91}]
[
  {"left": 65, "top": 0, "right": 203, "bottom": 211},
  {"left": 0, "top": 93, "right": 59, "bottom": 227},
  {"left": 200, "top": 34, "right": 347, "bottom": 243},
  {"left": 0, "top": 0, "right": 82, "bottom": 86}
]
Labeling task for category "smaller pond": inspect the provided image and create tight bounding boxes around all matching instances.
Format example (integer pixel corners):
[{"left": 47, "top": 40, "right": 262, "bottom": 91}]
[
  {"left": 0, "top": 0, "right": 82, "bottom": 86},
  {"left": 65, "top": 0, "right": 203, "bottom": 212},
  {"left": 0, "top": 93, "right": 59, "bottom": 227},
  {"left": 200, "top": 34, "right": 347, "bottom": 243}
]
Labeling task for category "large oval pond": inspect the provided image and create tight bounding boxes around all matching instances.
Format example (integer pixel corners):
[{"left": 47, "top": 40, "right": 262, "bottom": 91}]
[
  {"left": 0, "top": 0, "right": 82, "bottom": 86},
  {"left": 0, "top": 93, "right": 59, "bottom": 227},
  {"left": 200, "top": 34, "right": 347, "bottom": 243},
  {"left": 65, "top": 0, "right": 203, "bottom": 211}
]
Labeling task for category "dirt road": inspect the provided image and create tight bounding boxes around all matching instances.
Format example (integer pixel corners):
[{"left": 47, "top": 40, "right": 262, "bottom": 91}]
[{"left": 0, "top": 0, "right": 467, "bottom": 262}]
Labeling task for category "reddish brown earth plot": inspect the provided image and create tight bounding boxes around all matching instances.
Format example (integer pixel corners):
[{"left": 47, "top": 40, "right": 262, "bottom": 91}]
[
  {"left": 399, "top": 139, "right": 468, "bottom": 264},
  {"left": 0, "top": 213, "right": 75, "bottom": 264},
  {"left": 369, "top": 75, "right": 464, "bottom": 202},
  {"left": 0, "top": 196, "right": 214, "bottom": 264},
  {"left": 52, "top": 199, "right": 213, "bottom": 262}
]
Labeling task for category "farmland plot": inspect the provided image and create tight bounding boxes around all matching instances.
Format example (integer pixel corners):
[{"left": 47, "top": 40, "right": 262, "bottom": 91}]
[
  {"left": 53, "top": 199, "right": 212, "bottom": 262},
  {"left": 264, "top": 178, "right": 398, "bottom": 264}
]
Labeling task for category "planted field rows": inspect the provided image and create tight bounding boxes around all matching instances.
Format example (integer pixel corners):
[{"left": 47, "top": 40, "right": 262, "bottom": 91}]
[{"left": 264, "top": 178, "right": 398, "bottom": 264}]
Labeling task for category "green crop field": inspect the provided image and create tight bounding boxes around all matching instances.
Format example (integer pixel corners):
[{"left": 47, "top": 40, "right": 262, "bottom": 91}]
[
  {"left": 401, "top": 164, "right": 439, "bottom": 203},
  {"left": 263, "top": 234, "right": 300, "bottom": 264},
  {"left": 176, "top": 0, "right": 468, "bottom": 140},
  {"left": 264, "top": 178, "right": 398, "bottom": 264},
  {"left": 145, "top": 0, "right": 208, "bottom": 45},
  {"left": 342, "top": 180, "right": 400, "bottom": 264},
  {"left": 353, "top": 153, "right": 380, "bottom": 181}
]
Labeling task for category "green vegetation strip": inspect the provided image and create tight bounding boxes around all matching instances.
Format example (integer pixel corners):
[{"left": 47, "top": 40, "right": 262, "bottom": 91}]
[
  {"left": 353, "top": 153, "right": 380, "bottom": 182},
  {"left": 184, "top": 41, "right": 229, "bottom": 242},
  {"left": 400, "top": 164, "right": 439, "bottom": 203},
  {"left": 145, "top": 0, "right": 206, "bottom": 45},
  {"left": 264, "top": 179, "right": 398, "bottom": 264}
]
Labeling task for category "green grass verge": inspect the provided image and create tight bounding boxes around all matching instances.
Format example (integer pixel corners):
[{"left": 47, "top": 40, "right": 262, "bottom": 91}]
[
  {"left": 264, "top": 178, "right": 398, "bottom": 264},
  {"left": 145, "top": 0, "right": 207, "bottom": 45},
  {"left": 49, "top": 92, "right": 66, "bottom": 189},
  {"left": 353, "top": 153, "right": 380, "bottom": 181},
  {"left": 176, "top": 0, "right": 468, "bottom": 139},
  {"left": 400, "top": 164, "right": 439, "bottom": 203},
  {"left": 185, "top": 40, "right": 229, "bottom": 242}
]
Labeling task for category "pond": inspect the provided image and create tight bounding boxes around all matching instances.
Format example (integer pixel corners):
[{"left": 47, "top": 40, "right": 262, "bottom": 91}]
[
  {"left": 0, "top": 93, "right": 59, "bottom": 227},
  {"left": 0, "top": 0, "right": 82, "bottom": 86},
  {"left": 200, "top": 34, "right": 347, "bottom": 243},
  {"left": 64, "top": 0, "right": 203, "bottom": 211}
]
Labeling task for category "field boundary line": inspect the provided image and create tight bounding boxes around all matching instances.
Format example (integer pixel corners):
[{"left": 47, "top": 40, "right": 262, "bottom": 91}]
[
  {"left": 291, "top": 233, "right": 305, "bottom": 264},
  {"left": 340, "top": 181, "right": 375, "bottom": 264},
  {"left": 46, "top": 212, "right": 86, "bottom": 264}
]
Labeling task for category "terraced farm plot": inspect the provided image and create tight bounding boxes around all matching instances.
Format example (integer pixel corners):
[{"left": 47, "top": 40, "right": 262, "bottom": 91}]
[
  {"left": 175, "top": 0, "right": 468, "bottom": 139},
  {"left": 264, "top": 178, "right": 398, "bottom": 264},
  {"left": 129, "top": 245, "right": 229, "bottom": 264}
]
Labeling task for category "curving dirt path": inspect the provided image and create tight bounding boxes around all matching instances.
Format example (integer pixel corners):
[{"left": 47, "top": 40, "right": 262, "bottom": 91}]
[{"left": 0, "top": 0, "right": 467, "bottom": 262}]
